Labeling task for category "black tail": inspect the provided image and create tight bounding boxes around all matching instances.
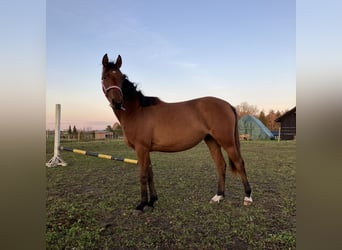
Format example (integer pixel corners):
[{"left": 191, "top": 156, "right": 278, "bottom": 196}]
[{"left": 228, "top": 105, "right": 240, "bottom": 174}]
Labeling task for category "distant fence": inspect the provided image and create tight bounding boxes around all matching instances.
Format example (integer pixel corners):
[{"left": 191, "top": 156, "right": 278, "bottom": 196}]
[
  {"left": 46, "top": 130, "right": 124, "bottom": 142},
  {"left": 238, "top": 126, "right": 296, "bottom": 141},
  {"left": 47, "top": 126, "right": 296, "bottom": 142}
]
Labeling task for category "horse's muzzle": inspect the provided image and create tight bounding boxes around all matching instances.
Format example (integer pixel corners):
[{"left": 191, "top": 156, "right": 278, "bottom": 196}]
[{"left": 111, "top": 100, "right": 126, "bottom": 111}]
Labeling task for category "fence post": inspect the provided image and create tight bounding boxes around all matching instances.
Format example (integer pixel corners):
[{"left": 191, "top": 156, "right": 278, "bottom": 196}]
[
  {"left": 46, "top": 104, "right": 67, "bottom": 167},
  {"left": 278, "top": 127, "right": 281, "bottom": 142}
]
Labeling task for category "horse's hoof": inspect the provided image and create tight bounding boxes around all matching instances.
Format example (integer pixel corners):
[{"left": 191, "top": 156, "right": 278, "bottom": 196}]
[
  {"left": 243, "top": 196, "right": 253, "bottom": 206},
  {"left": 210, "top": 194, "right": 224, "bottom": 203},
  {"left": 143, "top": 205, "right": 154, "bottom": 213}
]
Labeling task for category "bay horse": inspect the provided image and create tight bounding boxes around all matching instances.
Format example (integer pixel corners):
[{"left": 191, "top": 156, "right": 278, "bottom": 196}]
[{"left": 101, "top": 54, "right": 252, "bottom": 213}]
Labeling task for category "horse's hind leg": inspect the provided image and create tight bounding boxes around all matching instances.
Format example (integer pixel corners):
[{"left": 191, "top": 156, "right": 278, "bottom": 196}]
[
  {"left": 205, "top": 136, "right": 226, "bottom": 203},
  {"left": 224, "top": 145, "right": 252, "bottom": 205}
]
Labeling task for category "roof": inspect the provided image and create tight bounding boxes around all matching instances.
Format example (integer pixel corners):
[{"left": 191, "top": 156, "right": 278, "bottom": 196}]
[
  {"left": 275, "top": 106, "right": 296, "bottom": 122},
  {"left": 94, "top": 130, "right": 113, "bottom": 134},
  {"left": 238, "top": 115, "right": 274, "bottom": 140}
]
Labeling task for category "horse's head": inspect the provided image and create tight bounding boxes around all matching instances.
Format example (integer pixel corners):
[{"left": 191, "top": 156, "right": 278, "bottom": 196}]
[{"left": 101, "top": 54, "right": 125, "bottom": 110}]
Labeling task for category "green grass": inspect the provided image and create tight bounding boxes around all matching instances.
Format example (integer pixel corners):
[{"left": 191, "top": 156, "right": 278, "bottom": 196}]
[{"left": 46, "top": 140, "right": 296, "bottom": 249}]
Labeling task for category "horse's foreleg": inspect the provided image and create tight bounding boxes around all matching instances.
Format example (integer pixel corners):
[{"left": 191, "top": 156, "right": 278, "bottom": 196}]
[
  {"left": 135, "top": 148, "right": 149, "bottom": 212},
  {"left": 147, "top": 165, "right": 158, "bottom": 207},
  {"left": 135, "top": 147, "right": 157, "bottom": 212}
]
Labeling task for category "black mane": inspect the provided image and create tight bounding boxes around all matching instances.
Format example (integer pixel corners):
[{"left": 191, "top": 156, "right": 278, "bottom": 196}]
[{"left": 122, "top": 75, "right": 160, "bottom": 107}]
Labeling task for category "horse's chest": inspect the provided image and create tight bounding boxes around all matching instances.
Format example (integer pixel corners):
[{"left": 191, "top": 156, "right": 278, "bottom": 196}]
[
  {"left": 124, "top": 136, "right": 135, "bottom": 149},
  {"left": 122, "top": 129, "right": 136, "bottom": 149}
]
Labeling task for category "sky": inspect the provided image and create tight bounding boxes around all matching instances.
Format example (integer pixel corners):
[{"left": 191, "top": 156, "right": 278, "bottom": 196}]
[{"left": 46, "top": 0, "right": 295, "bottom": 130}]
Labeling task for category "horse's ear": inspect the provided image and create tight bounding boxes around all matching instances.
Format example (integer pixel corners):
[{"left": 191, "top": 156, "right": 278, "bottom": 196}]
[
  {"left": 102, "top": 54, "right": 108, "bottom": 67},
  {"left": 115, "top": 55, "right": 122, "bottom": 69}
]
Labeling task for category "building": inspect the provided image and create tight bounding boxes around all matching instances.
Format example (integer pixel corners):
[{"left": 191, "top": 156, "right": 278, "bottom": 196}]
[
  {"left": 94, "top": 130, "right": 113, "bottom": 140},
  {"left": 275, "top": 107, "right": 296, "bottom": 140},
  {"left": 238, "top": 115, "right": 274, "bottom": 140}
]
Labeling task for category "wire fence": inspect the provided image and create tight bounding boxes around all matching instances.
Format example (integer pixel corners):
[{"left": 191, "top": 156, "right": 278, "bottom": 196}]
[
  {"left": 46, "top": 130, "right": 123, "bottom": 142},
  {"left": 46, "top": 126, "right": 296, "bottom": 142}
]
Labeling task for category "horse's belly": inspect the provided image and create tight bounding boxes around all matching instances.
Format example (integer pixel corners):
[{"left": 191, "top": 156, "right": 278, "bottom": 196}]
[
  {"left": 151, "top": 139, "right": 202, "bottom": 152},
  {"left": 150, "top": 127, "right": 206, "bottom": 152}
]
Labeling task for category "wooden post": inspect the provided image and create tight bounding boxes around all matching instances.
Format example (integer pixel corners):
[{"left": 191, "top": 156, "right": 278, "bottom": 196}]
[{"left": 278, "top": 127, "right": 281, "bottom": 143}]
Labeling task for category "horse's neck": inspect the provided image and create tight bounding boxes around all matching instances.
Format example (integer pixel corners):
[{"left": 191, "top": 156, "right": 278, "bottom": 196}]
[{"left": 113, "top": 99, "right": 140, "bottom": 123}]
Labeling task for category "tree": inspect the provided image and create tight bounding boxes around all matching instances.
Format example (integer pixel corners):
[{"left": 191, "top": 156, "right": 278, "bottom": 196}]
[
  {"left": 265, "top": 110, "right": 282, "bottom": 131},
  {"left": 73, "top": 125, "right": 77, "bottom": 135},
  {"left": 112, "top": 122, "right": 120, "bottom": 130},
  {"left": 258, "top": 110, "right": 267, "bottom": 126},
  {"left": 236, "top": 102, "right": 259, "bottom": 118},
  {"left": 113, "top": 124, "right": 123, "bottom": 139},
  {"left": 105, "top": 125, "right": 114, "bottom": 132}
]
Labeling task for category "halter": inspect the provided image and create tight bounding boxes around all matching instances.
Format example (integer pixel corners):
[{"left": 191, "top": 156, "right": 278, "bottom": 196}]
[
  {"left": 102, "top": 82, "right": 126, "bottom": 111},
  {"left": 102, "top": 84, "right": 123, "bottom": 96}
]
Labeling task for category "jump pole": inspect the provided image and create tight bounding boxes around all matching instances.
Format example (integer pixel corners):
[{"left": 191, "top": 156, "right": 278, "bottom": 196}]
[
  {"left": 46, "top": 104, "right": 67, "bottom": 167},
  {"left": 59, "top": 146, "right": 138, "bottom": 165}
]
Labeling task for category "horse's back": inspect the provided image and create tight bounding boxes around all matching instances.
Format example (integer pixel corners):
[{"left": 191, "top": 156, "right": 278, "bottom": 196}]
[
  {"left": 195, "top": 96, "right": 237, "bottom": 131},
  {"left": 186, "top": 96, "right": 236, "bottom": 124},
  {"left": 150, "top": 96, "right": 235, "bottom": 129},
  {"left": 144, "top": 96, "right": 236, "bottom": 152},
  {"left": 159, "top": 96, "right": 233, "bottom": 112}
]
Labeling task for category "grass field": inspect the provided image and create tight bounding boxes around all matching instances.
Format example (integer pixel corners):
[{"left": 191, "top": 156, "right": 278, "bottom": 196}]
[{"left": 46, "top": 139, "right": 296, "bottom": 249}]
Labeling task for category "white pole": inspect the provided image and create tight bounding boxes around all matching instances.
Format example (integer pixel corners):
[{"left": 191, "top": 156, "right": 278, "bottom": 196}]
[
  {"left": 46, "top": 104, "right": 67, "bottom": 167},
  {"left": 54, "top": 104, "right": 61, "bottom": 158}
]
